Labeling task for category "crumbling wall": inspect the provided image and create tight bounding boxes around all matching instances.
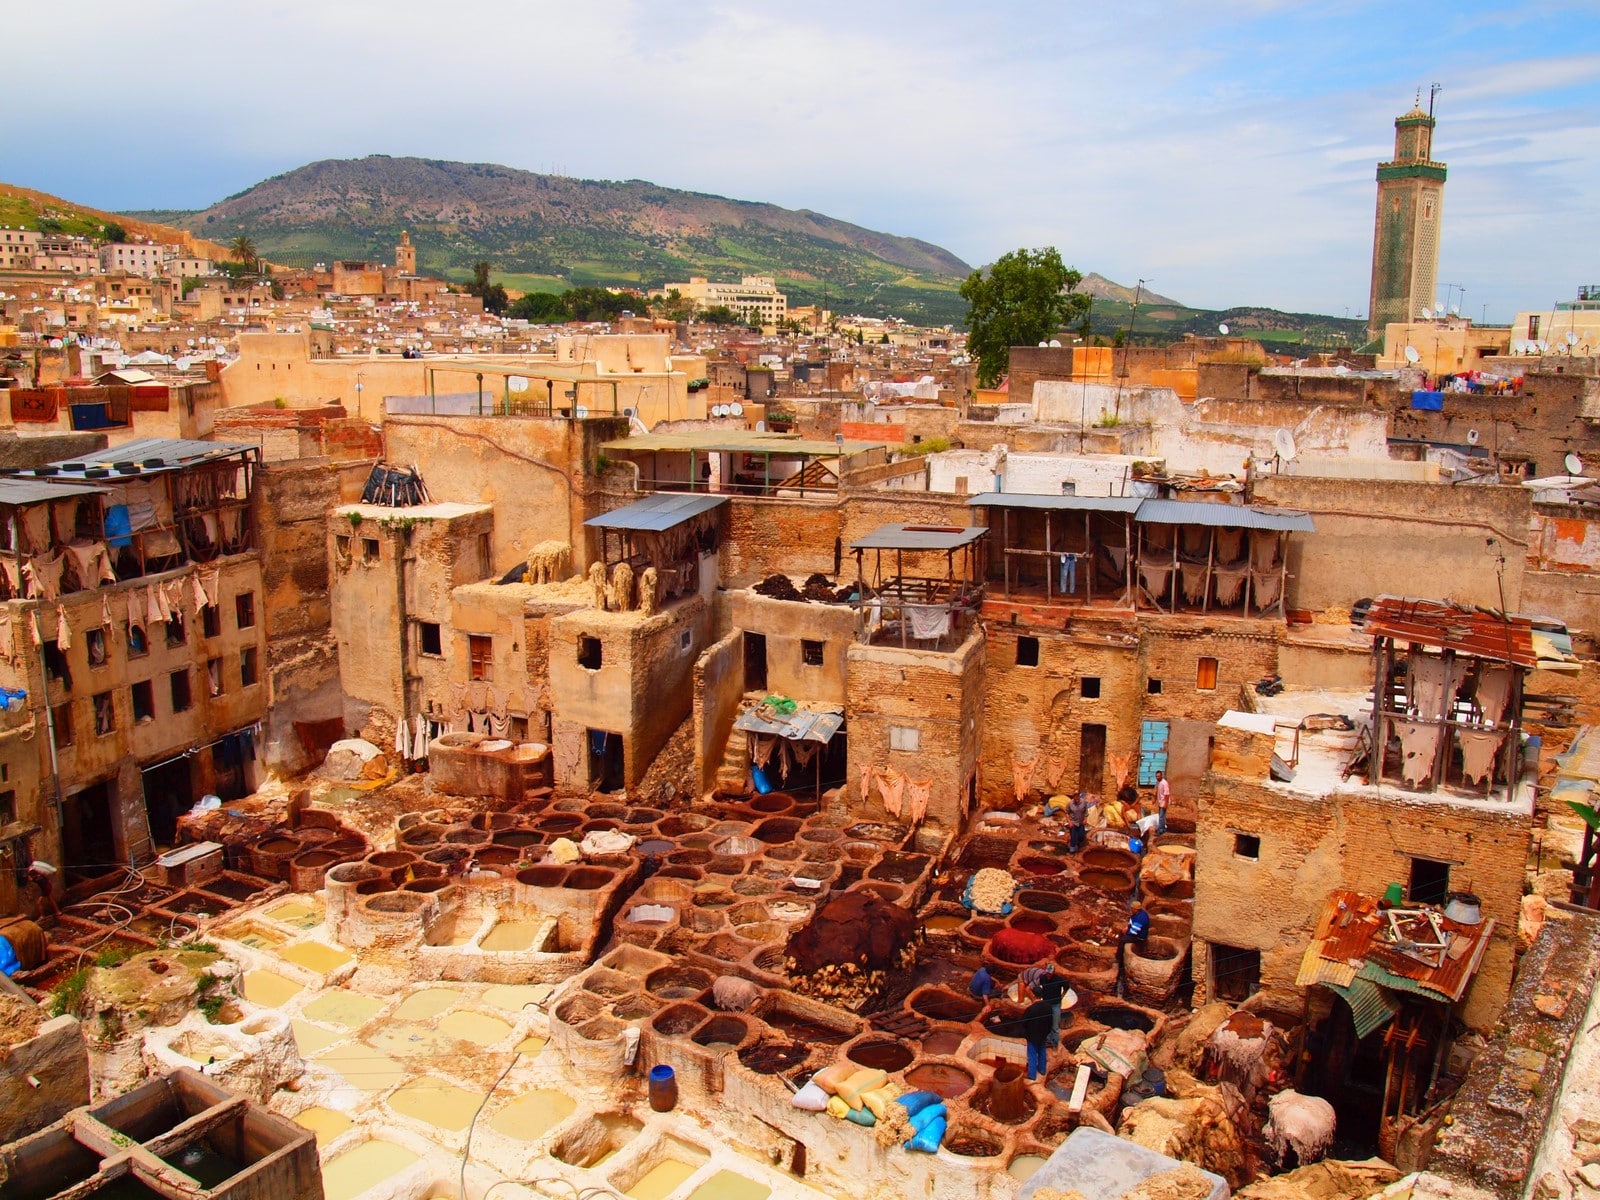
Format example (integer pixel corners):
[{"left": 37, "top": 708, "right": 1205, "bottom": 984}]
[
  {"left": 694, "top": 630, "right": 742, "bottom": 795},
  {"left": 0, "top": 1015, "right": 89, "bottom": 1144},
  {"left": 723, "top": 590, "right": 857, "bottom": 704}
]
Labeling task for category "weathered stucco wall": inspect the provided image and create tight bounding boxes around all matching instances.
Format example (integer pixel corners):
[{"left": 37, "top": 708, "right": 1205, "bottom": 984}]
[
  {"left": 847, "top": 631, "right": 984, "bottom": 831},
  {"left": 1195, "top": 756, "right": 1531, "bottom": 1030},
  {"left": 694, "top": 630, "right": 743, "bottom": 795},
  {"left": 721, "top": 590, "right": 858, "bottom": 704},
  {"left": 1253, "top": 474, "right": 1532, "bottom": 614}
]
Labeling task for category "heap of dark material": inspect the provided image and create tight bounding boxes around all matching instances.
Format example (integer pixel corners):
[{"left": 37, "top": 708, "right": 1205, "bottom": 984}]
[
  {"left": 361, "top": 462, "right": 430, "bottom": 507},
  {"left": 785, "top": 891, "right": 917, "bottom": 975},
  {"left": 753, "top": 573, "right": 804, "bottom": 602},
  {"left": 801, "top": 573, "right": 838, "bottom": 602}
]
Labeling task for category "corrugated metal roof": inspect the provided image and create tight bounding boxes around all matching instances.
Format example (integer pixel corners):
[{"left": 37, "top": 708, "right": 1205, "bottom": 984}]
[
  {"left": 0, "top": 477, "right": 109, "bottom": 506},
  {"left": 1134, "top": 499, "right": 1316, "bottom": 531},
  {"left": 1327, "top": 975, "right": 1402, "bottom": 1038},
  {"left": 584, "top": 494, "right": 727, "bottom": 532},
  {"left": 733, "top": 704, "right": 844, "bottom": 743},
  {"left": 43, "top": 439, "right": 256, "bottom": 478},
  {"left": 1364, "top": 596, "right": 1537, "bottom": 667},
  {"left": 601, "top": 431, "right": 883, "bottom": 457},
  {"left": 966, "top": 492, "right": 1144, "bottom": 515},
  {"left": 849, "top": 523, "right": 988, "bottom": 552},
  {"left": 1303, "top": 890, "right": 1493, "bottom": 1006}
]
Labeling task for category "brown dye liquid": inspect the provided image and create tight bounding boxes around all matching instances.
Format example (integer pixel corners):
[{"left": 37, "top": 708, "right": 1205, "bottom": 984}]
[
  {"left": 922, "top": 1029, "right": 965, "bottom": 1055},
  {"left": 924, "top": 915, "right": 965, "bottom": 931},
  {"left": 765, "top": 1012, "right": 849, "bottom": 1045},
  {"left": 904, "top": 1063, "right": 973, "bottom": 1098}
]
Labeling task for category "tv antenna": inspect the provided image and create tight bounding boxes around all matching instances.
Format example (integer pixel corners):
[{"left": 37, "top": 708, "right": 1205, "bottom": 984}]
[{"left": 1429, "top": 82, "right": 1442, "bottom": 118}]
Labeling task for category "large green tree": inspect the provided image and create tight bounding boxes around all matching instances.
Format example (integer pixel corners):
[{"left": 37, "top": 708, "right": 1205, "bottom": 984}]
[
  {"left": 960, "top": 247, "right": 1090, "bottom": 387},
  {"left": 465, "top": 260, "right": 509, "bottom": 315}
]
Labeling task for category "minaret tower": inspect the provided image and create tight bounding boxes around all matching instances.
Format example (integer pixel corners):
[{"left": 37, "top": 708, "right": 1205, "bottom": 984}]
[
  {"left": 395, "top": 231, "right": 416, "bottom": 275},
  {"left": 1367, "top": 88, "right": 1447, "bottom": 340}
]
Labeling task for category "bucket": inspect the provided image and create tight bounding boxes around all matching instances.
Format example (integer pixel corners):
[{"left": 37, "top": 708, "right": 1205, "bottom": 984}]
[{"left": 648, "top": 1064, "right": 678, "bottom": 1112}]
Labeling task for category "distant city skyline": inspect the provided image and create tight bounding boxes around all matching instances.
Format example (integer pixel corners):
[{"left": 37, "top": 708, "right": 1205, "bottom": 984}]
[{"left": 4, "top": 0, "right": 1598, "bottom": 322}]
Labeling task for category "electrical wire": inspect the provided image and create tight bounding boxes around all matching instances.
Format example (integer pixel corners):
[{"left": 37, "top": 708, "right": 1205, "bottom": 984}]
[{"left": 460, "top": 997, "right": 550, "bottom": 1200}]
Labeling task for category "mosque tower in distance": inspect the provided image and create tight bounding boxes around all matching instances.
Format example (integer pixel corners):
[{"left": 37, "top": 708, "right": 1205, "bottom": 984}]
[
  {"left": 395, "top": 231, "right": 417, "bottom": 275},
  {"left": 1367, "top": 90, "right": 1447, "bottom": 340}
]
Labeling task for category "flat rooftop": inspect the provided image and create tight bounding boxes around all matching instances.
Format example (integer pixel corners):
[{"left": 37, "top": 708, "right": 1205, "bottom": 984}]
[
  {"left": 601, "top": 430, "right": 885, "bottom": 457},
  {"left": 1249, "top": 686, "right": 1534, "bottom": 814}
]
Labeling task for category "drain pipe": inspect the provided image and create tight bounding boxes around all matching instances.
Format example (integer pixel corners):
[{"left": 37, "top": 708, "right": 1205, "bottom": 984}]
[{"left": 395, "top": 520, "right": 418, "bottom": 745}]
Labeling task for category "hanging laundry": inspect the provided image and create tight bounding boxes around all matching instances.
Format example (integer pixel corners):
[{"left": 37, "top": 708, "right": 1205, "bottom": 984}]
[
  {"left": 101, "top": 596, "right": 113, "bottom": 628},
  {"left": 1459, "top": 729, "right": 1504, "bottom": 785},
  {"left": 413, "top": 714, "right": 429, "bottom": 756},
  {"left": 153, "top": 583, "right": 170, "bottom": 622},
  {"left": 907, "top": 605, "right": 951, "bottom": 641},
  {"left": 163, "top": 580, "right": 185, "bottom": 616},
  {"left": 199, "top": 566, "right": 220, "bottom": 607},
  {"left": 25, "top": 554, "right": 64, "bottom": 601},
  {"left": 906, "top": 777, "right": 932, "bottom": 824},
  {"left": 874, "top": 769, "right": 906, "bottom": 818},
  {"left": 127, "top": 590, "right": 143, "bottom": 628},
  {"left": 55, "top": 607, "right": 72, "bottom": 651},
  {"left": 488, "top": 713, "right": 510, "bottom": 738},
  {"left": 859, "top": 762, "right": 873, "bottom": 805},
  {"left": 748, "top": 733, "right": 776, "bottom": 769},
  {"left": 1474, "top": 666, "right": 1513, "bottom": 727},
  {"left": 1394, "top": 720, "right": 1442, "bottom": 786},
  {"left": 189, "top": 572, "right": 208, "bottom": 612},
  {"left": 1213, "top": 565, "right": 1249, "bottom": 607},
  {"left": 395, "top": 717, "right": 412, "bottom": 760},
  {"left": 1011, "top": 755, "right": 1037, "bottom": 805}
]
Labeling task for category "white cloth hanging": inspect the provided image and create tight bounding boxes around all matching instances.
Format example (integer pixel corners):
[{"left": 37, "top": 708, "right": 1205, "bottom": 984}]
[
  {"left": 56, "top": 606, "right": 72, "bottom": 651},
  {"left": 395, "top": 716, "right": 412, "bottom": 760},
  {"left": 412, "top": 714, "right": 429, "bottom": 756}
]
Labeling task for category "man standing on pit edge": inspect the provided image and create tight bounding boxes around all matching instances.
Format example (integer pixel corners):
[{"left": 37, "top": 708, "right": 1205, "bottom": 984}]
[{"left": 1155, "top": 770, "right": 1170, "bottom": 836}]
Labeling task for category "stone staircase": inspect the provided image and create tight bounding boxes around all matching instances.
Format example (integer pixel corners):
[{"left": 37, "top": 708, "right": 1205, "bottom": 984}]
[{"left": 714, "top": 727, "right": 750, "bottom": 792}]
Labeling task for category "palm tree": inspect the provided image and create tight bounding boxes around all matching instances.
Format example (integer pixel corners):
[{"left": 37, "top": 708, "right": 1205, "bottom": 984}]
[{"left": 229, "top": 236, "right": 258, "bottom": 272}]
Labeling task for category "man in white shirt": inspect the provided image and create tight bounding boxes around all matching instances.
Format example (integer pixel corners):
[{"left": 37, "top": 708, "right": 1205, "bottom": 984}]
[{"left": 1155, "top": 770, "right": 1171, "bottom": 835}]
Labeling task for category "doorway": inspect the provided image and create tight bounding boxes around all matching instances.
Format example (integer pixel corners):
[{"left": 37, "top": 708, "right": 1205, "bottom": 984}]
[
  {"left": 588, "top": 729, "right": 626, "bottom": 794},
  {"left": 1079, "top": 723, "right": 1107, "bottom": 796},
  {"left": 62, "top": 780, "right": 117, "bottom": 880},
  {"left": 142, "top": 757, "right": 195, "bottom": 848},
  {"left": 743, "top": 632, "right": 768, "bottom": 693}
]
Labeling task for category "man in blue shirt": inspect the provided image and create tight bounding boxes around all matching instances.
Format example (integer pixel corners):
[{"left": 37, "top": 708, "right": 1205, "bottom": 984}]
[{"left": 1116, "top": 901, "right": 1150, "bottom": 998}]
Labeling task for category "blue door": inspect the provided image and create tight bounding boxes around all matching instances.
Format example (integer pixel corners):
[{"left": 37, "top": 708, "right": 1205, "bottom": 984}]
[{"left": 1138, "top": 720, "right": 1169, "bottom": 786}]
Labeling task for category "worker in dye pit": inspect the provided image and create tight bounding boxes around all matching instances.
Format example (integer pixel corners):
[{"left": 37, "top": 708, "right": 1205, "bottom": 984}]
[
  {"left": 1066, "top": 792, "right": 1089, "bottom": 854},
  {"left": 1019, "top": 962, "right": 1076, "bottom": 1048},
  {"left": 968, "top": 965, "right": 996, "bottom": 1001},
  {"left": 1115, "top": 901, "right": 1151, "bottom": 998},
  {"left": 26, "top": 860, "right": 58, "bottom": 919},
  {"left": 1009, "top": 997, "right": 1057, "bottom": 1082}
]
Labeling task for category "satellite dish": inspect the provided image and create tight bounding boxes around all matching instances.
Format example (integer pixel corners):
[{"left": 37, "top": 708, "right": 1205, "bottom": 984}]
[
  {"left": 1568, "top": 332, "right": 1580, "bottom": 347},
  {"left": 622, "top": 407, "right": 636, "bottom": 418},
  {"left": 1421, "top": 307, "right": 1433, "bottom": 319},
  {"left": 1404, "top": 345, "right": 1421, "bottom": 364},
  {"left": 1450, "top": 305, "right": 1460, "bottom": 316},
  {"left": 1218, "top": 323, "right": 1230, "bottom": 335},
  {"left": 1567, "top": 453, "right": 1584, "bottom": 476},
  {"left": 1538, "top": 340, "right": 1549, "bottom": 352},
  {"left": 1435, "top": 299, "right": 1445, "bottom": 316},
  {"left": 1038, "top": 341, "right": 1049, "bottom": 348},
  {"left": 1048, "top": 339, "right": 1062, "bottom": 348},
  {"left": 574, "top": 404, "right": 589, "bottom": 419},
  {"left": 730, "top": 401, "right": 744, "bottom": 416},
  {"left": 1273, "top": 428, "right": 1298, "bottom": 461},
  {"left": 1467, "top": 429, "right": 1481, "bottom": 446},
  {"left": 507, "top": 375, "right": 529, "bottom": 393}
]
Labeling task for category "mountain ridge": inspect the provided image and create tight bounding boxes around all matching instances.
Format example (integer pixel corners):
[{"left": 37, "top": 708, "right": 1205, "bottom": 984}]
[{"left": 132, "top": 155, "right": 975, "bottom": 320}]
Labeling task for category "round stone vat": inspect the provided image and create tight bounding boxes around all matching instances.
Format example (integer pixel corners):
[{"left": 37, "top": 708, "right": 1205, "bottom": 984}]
[
  {"left": 1017, "top": 890, "right": 1071, "bottom": 913},
  {"left": 692, "top": 1014, "right": 749, "bottom": 1047},
  {"left": 1080, "top": 868, "right": 1136, "bottom": 894},
  {"left": 517, "top": 865, "right": 568, "bottom": 888},
  {"left": 921, "top": 1025, "right": 967, "bottom": 1056},
  {"left": 668, "top": 849, "right": 712, "bottom": 867},
  {"left": 904, "top": 1061, "right": 974, "bottom": 1100},
  {"left": 646, "top": 966, "right": 714, "bottom": 1000},
  {"left": 1083, "top": 846, "right": 1138, "bottom": 872},
  {"left": 657, "top": 814, "right": 713, "bottom": 837},
  {"left": 1007, "top": 913, "right": 1056, "bottom": 936},
  {"left": 868, "top": 852, "right": 928, "bottom": 884},
  {"left": 748, "top": 794, "right": 793, "bottom": 814},
  {"left": 492, "top": 829, "right": 543, "bottom": 850},
  {"left": 750, "top": 818, "right": 802, "bottom": 845},
  {"left": 972, "top": 1075, "right": 1037, "bottom": 1125},
  {"left": 846, "top": 1039, "right": 914, "bottom": 1073},
  {"left": 355, "top": 878, "right": 395, "bottom": 896},
  {"left": 566, "top": 867, "right": 612, "bottom": 890},
  {"left": 739, "top": 1040, "right": 809, "bottom": 1074},
  {"left": 909, "top": 987, "right": 981, "bottom": 1023},
  {"left": 1014, "top": 856, "right": 1063, "bottom": 877},
  {"left": 651, "top": 1002, "right": 709, "bottom": 1037},
  {"left": 1088, "top": 1002, "right": 1156, "bottom": 1033},
  {"left": 944, "top": 1125, "right": 1005, "bottom": 1159}
]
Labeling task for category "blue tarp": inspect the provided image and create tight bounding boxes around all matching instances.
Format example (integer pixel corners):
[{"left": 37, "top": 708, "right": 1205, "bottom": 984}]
[{"left": 1411, "top": 390, "right": 1445, "bottom": 411}]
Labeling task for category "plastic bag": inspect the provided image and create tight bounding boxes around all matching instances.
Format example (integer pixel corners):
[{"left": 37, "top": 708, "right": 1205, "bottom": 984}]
[
  {"left": 844, "top": 1104, "right": 877, "bottom": 1127},
  {"left": 826, "top": 1096, "right": 850, "bottom": 1120},
  {"left": 861, "top": 1084, "right": 901, "bottom": 1120},
  {"left": 838, "top": 1068, "right": 888, "bottom": 1110},
  {"left": 812, "top": 1062, "right": 855, "bottom": 1095},
  {"left": 905, "top": 1116, "right": 946, "bottom": 1153},
  {"left": 897, "top": 1091, "right": 941, "bottom": 1118},
  {"left": 908, "top": 1102, "right": 947, "bottom": 1133},
  {"left": 791, "top": 1081, "right": 829, "bottom": 1111}
]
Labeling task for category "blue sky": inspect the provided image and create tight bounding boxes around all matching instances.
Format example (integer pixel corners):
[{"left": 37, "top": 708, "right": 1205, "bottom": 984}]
[{"left": 4, "top": 0, "right": 1598, "bottom": 319}]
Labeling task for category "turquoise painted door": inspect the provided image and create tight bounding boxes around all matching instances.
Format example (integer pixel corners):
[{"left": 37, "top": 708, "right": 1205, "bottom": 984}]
[{"left": 1138, "top": 720, "right": 1169, "bottom": 786}]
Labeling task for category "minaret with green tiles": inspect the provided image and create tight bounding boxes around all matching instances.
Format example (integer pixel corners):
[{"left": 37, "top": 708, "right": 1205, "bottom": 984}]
[{"left": 1367, "top": 96, "right": 1447, "bottom": 341}]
